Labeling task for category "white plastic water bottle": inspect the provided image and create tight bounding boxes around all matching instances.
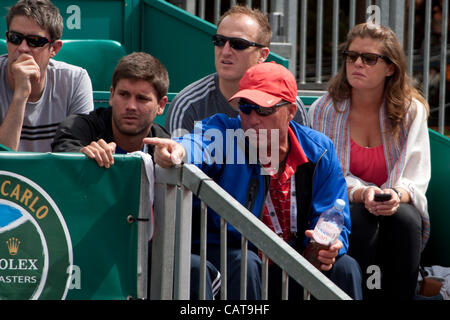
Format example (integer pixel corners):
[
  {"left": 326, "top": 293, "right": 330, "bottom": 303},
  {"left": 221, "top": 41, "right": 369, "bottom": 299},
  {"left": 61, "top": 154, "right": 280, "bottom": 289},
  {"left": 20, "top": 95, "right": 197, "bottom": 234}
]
[{"left": 303, "top": 199, "right": 346, "bottom": 269}]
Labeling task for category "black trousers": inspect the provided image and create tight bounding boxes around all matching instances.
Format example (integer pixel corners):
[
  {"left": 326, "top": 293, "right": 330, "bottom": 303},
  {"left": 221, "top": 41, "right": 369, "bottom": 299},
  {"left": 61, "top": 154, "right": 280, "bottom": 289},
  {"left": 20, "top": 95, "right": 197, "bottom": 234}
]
[{"left": 347, "top": 203, "right": 422, "bottom": 300}]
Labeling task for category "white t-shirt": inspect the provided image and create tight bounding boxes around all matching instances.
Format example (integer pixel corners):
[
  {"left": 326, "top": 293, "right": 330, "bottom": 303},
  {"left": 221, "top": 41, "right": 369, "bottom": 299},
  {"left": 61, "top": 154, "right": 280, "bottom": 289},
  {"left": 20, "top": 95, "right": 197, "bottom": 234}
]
[{"left": 0, "top": 54, "right": 94, "bottom": 152}]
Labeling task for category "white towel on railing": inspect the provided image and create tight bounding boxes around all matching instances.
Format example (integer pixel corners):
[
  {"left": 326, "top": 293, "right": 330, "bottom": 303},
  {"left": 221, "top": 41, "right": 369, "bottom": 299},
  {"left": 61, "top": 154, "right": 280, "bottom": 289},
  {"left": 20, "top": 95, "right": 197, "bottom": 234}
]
[{"left": 130, "top": 151, "right": 154, "bottom": 240}]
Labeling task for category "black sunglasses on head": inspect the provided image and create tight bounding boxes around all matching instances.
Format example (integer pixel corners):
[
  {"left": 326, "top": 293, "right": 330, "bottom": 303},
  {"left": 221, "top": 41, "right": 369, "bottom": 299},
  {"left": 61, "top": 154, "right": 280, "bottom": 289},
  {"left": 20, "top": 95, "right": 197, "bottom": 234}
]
[
  {"left": 212, "top": 34, "right": 265, "bottom": 51},
  {"left": 343, "top": 50, "right": 391, "bottom": 66},
  {"left": 238, "top": 99, "right": 291, "bottom": 116},
  {"left": 6, "top": 31, "right": 52, "bottom": 48}
]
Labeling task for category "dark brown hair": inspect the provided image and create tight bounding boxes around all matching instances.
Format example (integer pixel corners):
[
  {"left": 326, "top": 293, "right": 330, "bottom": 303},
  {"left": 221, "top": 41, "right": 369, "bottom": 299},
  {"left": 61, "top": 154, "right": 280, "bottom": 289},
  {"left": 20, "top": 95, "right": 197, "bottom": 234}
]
[
  {"left": 112, "top": 52, "right": 169, "bottom": 101},
  {"left": 7, "top": 0, "right": 63, "bottom": 41}
]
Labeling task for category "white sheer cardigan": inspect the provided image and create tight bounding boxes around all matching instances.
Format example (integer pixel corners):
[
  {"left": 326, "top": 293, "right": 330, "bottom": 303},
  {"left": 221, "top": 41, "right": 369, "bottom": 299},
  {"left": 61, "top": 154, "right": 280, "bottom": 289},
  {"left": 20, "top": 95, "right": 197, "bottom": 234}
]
[{"left": 308, "top": 94, "right": 431, "bottom": 248}]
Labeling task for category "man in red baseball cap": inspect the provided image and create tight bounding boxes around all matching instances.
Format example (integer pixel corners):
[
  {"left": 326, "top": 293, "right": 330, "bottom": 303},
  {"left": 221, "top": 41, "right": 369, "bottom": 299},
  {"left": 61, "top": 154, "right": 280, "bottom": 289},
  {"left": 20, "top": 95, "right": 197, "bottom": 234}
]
[
  {"left": 230, "top": 61, "right": 298, "bottom": 106},
  {"left": 229, "top": 62, "right": 299, "bottom": 173},
  {"left": 146, "top": 62, "right": 362, "bottom": 300}
]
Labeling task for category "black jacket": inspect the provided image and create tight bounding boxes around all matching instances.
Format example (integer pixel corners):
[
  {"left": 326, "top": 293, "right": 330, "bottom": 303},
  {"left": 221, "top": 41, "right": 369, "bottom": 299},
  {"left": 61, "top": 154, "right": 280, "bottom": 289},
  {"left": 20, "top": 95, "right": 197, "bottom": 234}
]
[{"left": 51, "top": 107, "right": 169, "bottom": 157}]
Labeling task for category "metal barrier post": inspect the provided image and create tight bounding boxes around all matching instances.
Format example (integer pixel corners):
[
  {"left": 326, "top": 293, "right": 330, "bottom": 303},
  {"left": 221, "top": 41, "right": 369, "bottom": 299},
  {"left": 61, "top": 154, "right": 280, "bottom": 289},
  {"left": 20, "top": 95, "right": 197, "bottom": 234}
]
[
  {"left": 150, "top": 167, "right": 182, "bottom": 299},
  {"left": 173, "top": 185, "right": 192, "bottom": 299},
  {"left": 438, "top": 0, "right": 448, "bottom": 134}
]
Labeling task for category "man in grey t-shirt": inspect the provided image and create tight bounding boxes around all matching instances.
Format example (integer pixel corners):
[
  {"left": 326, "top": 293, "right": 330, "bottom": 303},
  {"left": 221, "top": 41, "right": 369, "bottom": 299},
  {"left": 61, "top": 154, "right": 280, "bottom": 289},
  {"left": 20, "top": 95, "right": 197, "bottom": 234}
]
[
  {"left": 0, "top": 0, "right": 93, "bottom": 152},
  {"left": 165, "top": 5, "right": 309, "bottom": 136}
]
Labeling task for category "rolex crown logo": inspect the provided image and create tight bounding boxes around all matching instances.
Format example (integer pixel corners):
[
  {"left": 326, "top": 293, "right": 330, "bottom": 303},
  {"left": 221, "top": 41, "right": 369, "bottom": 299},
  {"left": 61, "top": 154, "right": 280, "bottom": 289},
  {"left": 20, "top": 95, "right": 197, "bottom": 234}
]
[{"left": 6, "top": 237, "right": 21, "bottom": 256}]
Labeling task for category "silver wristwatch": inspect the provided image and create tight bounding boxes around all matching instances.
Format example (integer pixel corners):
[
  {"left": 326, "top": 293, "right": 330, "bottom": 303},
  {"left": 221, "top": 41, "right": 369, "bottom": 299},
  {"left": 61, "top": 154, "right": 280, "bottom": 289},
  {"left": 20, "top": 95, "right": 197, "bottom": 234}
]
[{"left": 393, "top": 188, "right": 403, "bottom": 201}]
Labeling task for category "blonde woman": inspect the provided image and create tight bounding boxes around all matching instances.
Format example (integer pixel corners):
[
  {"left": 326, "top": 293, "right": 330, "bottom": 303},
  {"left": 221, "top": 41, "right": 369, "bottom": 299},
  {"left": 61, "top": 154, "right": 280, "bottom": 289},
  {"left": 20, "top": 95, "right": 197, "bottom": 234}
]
[{"left": 308, "top": 23, "right": 430, "bottom": 299}]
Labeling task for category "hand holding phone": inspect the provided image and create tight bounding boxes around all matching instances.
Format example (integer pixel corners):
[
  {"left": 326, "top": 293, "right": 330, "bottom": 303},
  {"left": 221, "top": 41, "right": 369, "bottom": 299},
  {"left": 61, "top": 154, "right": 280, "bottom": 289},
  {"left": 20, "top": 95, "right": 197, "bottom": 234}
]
[{"left": 374, "top": 193, "right": 392, "bottom": 202}]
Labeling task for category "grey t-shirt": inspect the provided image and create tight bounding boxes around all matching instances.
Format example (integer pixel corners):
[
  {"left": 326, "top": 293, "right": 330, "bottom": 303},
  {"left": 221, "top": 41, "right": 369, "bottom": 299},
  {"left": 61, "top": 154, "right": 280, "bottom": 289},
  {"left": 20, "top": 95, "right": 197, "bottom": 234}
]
[
  {"left": 0, "top": 54, "right": 94, "bottom": 152},
  {"left": 165, "top": 73, "right": 310, "bottom": 136}
]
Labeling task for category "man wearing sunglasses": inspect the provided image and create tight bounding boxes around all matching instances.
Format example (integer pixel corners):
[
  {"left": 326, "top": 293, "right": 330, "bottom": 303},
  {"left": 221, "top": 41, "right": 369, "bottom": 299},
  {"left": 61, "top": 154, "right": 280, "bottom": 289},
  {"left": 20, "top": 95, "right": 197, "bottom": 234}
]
[
  {"left": 165, "top": 4, "right": 309, "bottom": 136},
  {"left": 0, "top": 0, "right": 93, "bottom": 152},
  {"left": 146, "top": 62, "right": 362, "bottom": 300}
]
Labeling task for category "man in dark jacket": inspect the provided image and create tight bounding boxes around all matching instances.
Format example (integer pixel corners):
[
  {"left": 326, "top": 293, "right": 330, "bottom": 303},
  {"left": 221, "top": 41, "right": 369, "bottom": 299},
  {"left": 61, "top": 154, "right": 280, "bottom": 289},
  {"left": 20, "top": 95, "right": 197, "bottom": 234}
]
[
  {"left": 52, "top": 52, "right": 220, "bottom": 300},
  {"left": 52, "top": 52, "right": 168, "bottom": 163}
]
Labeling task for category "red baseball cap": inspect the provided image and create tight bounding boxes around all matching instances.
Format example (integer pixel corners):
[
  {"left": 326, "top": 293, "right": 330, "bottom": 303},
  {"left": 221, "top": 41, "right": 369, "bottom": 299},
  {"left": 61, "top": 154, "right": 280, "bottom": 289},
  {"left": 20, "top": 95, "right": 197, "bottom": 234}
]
[{"left": 229, "top": 62, "right": 297, "bottom": 107}]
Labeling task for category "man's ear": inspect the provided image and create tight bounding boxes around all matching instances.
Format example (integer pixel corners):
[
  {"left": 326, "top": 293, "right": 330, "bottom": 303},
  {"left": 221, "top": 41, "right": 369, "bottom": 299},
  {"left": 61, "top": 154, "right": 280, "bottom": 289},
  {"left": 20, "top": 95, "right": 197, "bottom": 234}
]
[
  {"left": 258, "top": 47, "right": 270, "bottom": 63},
  {"left": 287, "top": 102, "right": 297, "bottom": 120},
  {"left": 49, "top": 40, "right": 63, "bottom": 58},
  {"left": 157, "top": 96, "right": 168, "bottom": 116},
  {"left": 109, "top": 86, "right": 115, "bottom": 107}
]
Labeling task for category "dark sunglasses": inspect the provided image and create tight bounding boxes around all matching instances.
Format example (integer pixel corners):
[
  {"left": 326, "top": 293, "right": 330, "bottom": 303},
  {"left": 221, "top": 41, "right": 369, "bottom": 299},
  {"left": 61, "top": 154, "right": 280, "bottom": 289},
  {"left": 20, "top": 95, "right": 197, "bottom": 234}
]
[
  {"left": 238, "top": 99, "right": 291, "bottom": 116},
  {"left": 343, "top": 50, "right": 391, "bottom": 66},
  {"left": 212, "top": 34, "right": 265, "bottom": 51},
  {"left": 6, "top": 31, "right": 52, "bottom": 48}
]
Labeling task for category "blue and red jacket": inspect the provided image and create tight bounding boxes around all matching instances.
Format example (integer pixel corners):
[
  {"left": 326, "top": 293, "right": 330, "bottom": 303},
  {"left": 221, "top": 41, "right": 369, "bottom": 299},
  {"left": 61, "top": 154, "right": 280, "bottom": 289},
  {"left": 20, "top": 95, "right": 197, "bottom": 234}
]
[{"left": 176, "top": 114, "right": 351, "bottom": 256}]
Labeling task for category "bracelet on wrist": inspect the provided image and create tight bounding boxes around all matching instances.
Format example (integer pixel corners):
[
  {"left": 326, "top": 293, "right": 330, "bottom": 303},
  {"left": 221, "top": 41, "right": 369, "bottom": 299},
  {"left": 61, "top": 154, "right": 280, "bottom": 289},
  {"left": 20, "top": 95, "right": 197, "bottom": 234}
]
[
  {"left": 361, "top": 186, "right": 370, "bottom": 202},
  {"left": 349, "top": 186, "right": 358, "bottom": 202},
  {"left": 392, "top": 187, "right": 403, "bottom": 201}
]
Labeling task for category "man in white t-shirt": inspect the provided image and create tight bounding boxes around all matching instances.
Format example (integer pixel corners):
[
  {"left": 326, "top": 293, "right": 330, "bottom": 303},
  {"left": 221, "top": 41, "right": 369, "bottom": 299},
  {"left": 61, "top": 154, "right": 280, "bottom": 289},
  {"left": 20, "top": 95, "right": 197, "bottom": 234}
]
[{"left": 0, "top": 0, "right": 93, "bottom": 152}]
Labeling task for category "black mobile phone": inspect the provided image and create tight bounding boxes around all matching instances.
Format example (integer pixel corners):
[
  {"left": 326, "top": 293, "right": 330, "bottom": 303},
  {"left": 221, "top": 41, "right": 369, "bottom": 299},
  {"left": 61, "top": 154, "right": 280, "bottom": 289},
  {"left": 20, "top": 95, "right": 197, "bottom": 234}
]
[{"left": 374, "top": 193, "right": 392, "bottom": 202}]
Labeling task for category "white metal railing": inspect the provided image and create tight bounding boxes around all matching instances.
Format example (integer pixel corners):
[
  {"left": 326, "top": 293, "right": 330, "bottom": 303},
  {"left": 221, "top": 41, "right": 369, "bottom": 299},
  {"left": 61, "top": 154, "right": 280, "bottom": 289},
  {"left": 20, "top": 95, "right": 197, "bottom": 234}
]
[
  {"left": 167, "top": 0, "right": 449, "bottom": 134},
  {"left": 149, "top": 163, "right": 352, "bottom": 300}
]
